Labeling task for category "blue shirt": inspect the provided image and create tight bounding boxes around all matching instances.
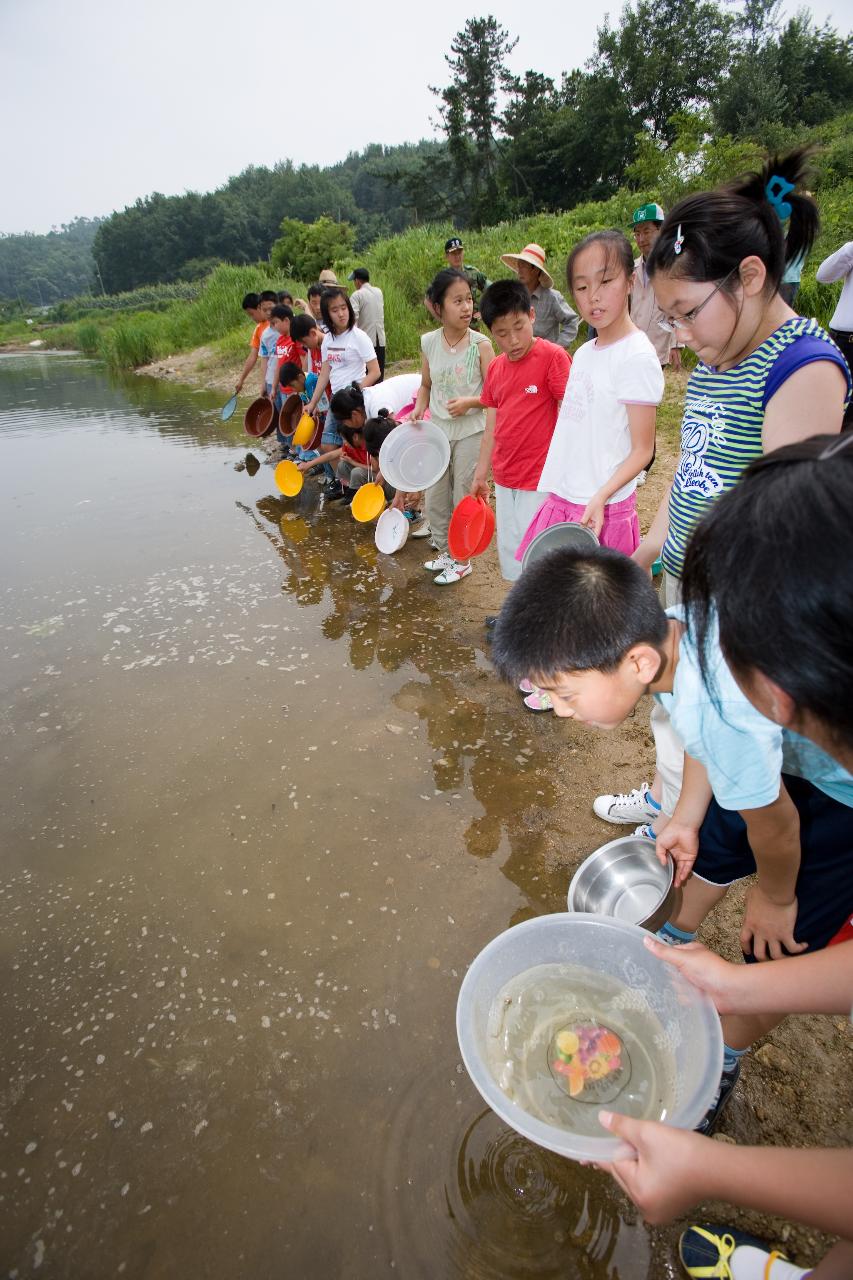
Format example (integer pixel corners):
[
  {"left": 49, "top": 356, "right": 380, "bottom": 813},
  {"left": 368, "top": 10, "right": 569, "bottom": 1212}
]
[{"left": 654, "top": 609, "right": 853, "bottom": 811}]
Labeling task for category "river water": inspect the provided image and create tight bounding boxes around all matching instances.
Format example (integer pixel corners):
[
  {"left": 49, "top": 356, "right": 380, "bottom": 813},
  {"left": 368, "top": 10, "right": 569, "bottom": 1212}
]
[{"left": 0, "top": 354, "right": 658, "bottom": 1279}]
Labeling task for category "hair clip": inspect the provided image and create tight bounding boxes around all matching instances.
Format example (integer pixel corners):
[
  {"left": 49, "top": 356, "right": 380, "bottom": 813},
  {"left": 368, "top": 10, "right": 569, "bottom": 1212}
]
[
  {"left": 819, "top": 434, "right": 853, "bottom": 461},
  {"left": 765, "top": 174, "right": 795, "bottom": 221},
  {"left": 673, "top": 224, "right": 684, "bottom": 256}
]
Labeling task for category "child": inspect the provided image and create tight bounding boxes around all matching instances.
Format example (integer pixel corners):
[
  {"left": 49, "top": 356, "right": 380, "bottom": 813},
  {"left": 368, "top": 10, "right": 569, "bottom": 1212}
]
[
  {"left": 490, "top": 541, "right": 853, "bottom": 1134},
  {"left": 297, "top": 377, "right": 419, "bottom": 492},
  {"left": 600, "top": 149, "right": 850, "bottom": 835},
  {"left": 405, "top": 269, "right": 494, "bottom": 584},
  {"left": 275, "top": 362, "right": 321, "bottom": 466},
  {"left": 595, "top": 436, "right": 853, "bottom": 1280},
  {"left": 303, "top": 288, "right": 380, "bottom": 500},
  {"left": 518, "top": 230, "right": 662, "bottom": 556},
  {"left": 269, "top": 305, "right": 307, "bottom": 401},
  {"left": 234, "top": 290, "right": 276, "bottom": 395},
  {"left": 467, "top": 279, "right": 571, "bottom": 582}
]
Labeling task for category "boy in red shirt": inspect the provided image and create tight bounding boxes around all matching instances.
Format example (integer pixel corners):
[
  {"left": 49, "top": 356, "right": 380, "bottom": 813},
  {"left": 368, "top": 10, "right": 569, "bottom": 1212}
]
[
  {"left": 269, "top": 305, "right": 307, "bottom": 404},
  {"left": 468, "top": 279, "right": 571, "bottom": 581}
]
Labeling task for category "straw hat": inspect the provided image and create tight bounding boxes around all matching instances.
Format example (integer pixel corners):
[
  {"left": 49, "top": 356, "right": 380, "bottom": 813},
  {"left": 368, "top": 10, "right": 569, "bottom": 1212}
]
[
  {"left": 318, "top": 269, "right": 339, "bottom": 287},
  {"left": 500, "top": 243, "right": 553, "bottom": 289}
]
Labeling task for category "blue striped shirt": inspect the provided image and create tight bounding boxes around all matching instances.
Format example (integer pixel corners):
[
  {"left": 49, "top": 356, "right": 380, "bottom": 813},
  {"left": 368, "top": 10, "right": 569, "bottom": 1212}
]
[{"left": 662, "top": 318, "right": 850, "bottom": 578}]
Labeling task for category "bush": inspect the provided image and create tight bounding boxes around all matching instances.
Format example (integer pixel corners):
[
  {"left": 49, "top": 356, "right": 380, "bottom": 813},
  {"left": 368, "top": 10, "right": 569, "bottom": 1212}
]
[{"left": 76, "top": 322, "right": 100, "bottom": 353}]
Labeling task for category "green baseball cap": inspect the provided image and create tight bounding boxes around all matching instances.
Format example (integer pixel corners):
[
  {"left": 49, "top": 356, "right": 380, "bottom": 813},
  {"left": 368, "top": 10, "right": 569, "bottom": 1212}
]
[{"left": 633, "top": 203, "right": 666, "bottom": 225}]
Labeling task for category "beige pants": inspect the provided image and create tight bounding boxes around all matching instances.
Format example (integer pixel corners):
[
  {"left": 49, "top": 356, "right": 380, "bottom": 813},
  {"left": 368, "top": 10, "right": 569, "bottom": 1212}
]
[
  {"left": 424, "top": 433, "right": 483, "bottom": 557},
  {"left": 495, "top": 485, "right": 547, "bottom": 581}
]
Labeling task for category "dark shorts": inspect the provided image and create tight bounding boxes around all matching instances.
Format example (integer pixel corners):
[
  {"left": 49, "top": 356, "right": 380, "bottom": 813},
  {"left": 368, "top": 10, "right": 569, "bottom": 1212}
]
[{"left": 693, "top": 774, "right": 853, "bottom": 955}]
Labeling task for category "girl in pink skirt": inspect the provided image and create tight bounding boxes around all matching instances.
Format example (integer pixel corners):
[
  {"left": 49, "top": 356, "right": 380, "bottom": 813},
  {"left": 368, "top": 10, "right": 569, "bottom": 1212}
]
[{"left": 517, "top": 230, "right": 664, "bottom": 562}]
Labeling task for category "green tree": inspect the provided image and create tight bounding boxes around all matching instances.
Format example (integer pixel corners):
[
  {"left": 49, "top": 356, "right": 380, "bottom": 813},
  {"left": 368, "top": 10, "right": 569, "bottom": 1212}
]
[
  {"left": 431, "top": 16, "right": 518, "bottom": 225},
  {"left": 270, "top": 216, "right": 354, "bottom": 280}
]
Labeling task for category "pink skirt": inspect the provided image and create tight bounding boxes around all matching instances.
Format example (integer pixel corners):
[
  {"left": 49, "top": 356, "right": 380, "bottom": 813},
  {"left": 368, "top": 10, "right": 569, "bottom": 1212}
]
[{"left": 515, "top": 491, "right": 640, "bottom": 560}]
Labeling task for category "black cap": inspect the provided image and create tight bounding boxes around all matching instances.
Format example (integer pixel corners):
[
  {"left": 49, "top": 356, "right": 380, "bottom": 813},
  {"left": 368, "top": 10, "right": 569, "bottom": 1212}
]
[
  {"left": 445, "top": 237, "right": 463, "bottom": 252},
  {"left": 348, "top": 267, "right": 370, "bottom": 282}
]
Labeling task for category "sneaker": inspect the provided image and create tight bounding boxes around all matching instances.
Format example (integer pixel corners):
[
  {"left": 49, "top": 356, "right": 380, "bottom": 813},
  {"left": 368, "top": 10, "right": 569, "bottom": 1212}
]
[
  {"left": 326, "top": 480, "right": 346, "bottom": 501},
  {"left": 434, "top": 560, "right": 472, "bottom": 585},
  {"left": 403, "top": 509, "right": 422, "bottom": 523},
  {"left": 679, "top": 1224, "right": 781, "bottom": 1279},
  {"left": 593, "top": 783, "right": 659, "bottom": 826},
  {"left": 636, "top": 469, "right": 647, "bottom": 486},
  {"left": 411, "top": 521, "right": 434, "bottom": 539},
  {"left": 633, "top": 823, "right": 656, "bottom": 840},
  {"left": 695, "top": 1059, "right": 741, "bottom": 1136},
  {"left": 523, "top": 688, "right": 553, "bottom": 712},
  {"left": 423, "top": 552, "right": 453, "bottom": 573}
]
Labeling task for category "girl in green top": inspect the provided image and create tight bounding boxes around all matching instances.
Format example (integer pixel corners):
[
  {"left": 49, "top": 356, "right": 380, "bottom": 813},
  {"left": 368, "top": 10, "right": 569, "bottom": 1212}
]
[{"left": 404, "top": 269, "right": 494, "bottom": 586}]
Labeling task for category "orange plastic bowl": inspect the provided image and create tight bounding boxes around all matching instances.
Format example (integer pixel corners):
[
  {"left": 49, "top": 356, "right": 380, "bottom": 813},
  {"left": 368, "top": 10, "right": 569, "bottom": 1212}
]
[
  {"left": 448, "top": 495, "right": 487, "bottom": 561},
  {"left": 244, "top": 397, "right": 274, "bottom": 438},
  {"left": 274, "top": 460, "right": 303, "bottom": 497},
  {"left": 351, "top": 482, "right": 386, "bottom": 523}
]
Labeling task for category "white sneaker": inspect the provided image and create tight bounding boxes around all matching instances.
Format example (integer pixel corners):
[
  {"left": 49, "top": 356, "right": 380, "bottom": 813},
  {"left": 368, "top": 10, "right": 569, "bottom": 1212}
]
[
  {"left": 633, "top": 823, "right": 656, "bottom": 840},
  {"left": 593, "top": 782, "right": 659, "bottom": 825},
  {"left": 636, "top": 470, "right": 647, "bottom": 486},
  {"left": 434, "top": 560, "right": 472, "bottom": 585},
  {"left": 423, "top": 551, "right": 453, "bottom": 573},
  {"left": 411, "top": 521, "right": 433, "bottom": 539}
]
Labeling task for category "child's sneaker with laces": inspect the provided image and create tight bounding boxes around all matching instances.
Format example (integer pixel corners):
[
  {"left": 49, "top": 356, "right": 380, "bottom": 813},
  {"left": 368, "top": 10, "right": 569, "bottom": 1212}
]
[
  {"left": 434, "top": 559, "right": 472, "bottom": 585},
  {"left": 423, "top": 551, "right": 453, "bottom": 573},
  {"left": 593, "top": 783, "right": 660, "bottom": 825}
]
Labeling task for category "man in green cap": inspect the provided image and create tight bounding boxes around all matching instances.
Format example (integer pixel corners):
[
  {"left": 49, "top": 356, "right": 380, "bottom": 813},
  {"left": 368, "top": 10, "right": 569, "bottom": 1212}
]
[{"left": 630, "top": 203, "right": 682, "bottom": 371}]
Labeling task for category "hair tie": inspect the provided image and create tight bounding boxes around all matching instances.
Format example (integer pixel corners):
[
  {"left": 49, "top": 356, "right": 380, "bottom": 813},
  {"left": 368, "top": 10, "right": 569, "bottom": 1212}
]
[
  {"left": 765, "top": 174, "right": 795, "bottom": 221},
  {"left": 673, "top": 224, "right": 685, "bottom": 256}
]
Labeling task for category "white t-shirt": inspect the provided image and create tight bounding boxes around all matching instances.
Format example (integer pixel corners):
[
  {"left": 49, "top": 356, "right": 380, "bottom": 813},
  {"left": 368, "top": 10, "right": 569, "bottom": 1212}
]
[
  {"left": 363, "top": 373, "right": 421, "bottom": 417},
  {"left": 322, "top": 326, "right": 377, "bottom": 394},
  {"left": 537, "top": 329, "right": 664, "bottom": 504}
]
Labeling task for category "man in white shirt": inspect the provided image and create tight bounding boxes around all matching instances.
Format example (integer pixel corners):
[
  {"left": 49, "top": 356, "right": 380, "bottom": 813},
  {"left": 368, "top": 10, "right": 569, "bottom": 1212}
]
[{"left": 348, "top": 267, "right": 386, "bottom": 381}]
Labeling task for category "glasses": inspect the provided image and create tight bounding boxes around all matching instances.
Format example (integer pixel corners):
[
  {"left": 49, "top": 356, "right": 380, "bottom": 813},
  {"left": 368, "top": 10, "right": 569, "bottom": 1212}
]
[{"left": 658, "top": 268, "right": 738, "bottom": 333}]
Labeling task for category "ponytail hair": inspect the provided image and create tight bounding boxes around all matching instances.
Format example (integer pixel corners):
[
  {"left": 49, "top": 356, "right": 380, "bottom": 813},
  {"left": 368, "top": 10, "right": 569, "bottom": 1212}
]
[
  {"left": 681, "top": 433, "right": 853, "bottom": 755},
  {"left": 329, "top": 385, "right": 365, "bottom": 419},
  {"left": 363, "top": 410, "right": 396, "bottom": 457},
  {"left": 646, "top": 147, "right": 819, "bottom": 295}
]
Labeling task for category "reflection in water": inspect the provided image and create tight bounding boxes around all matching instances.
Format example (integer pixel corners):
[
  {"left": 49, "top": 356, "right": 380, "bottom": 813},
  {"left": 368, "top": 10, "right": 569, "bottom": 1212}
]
[
  {"left": 376, "top": 1070, "right": 651, "bottom": 1280},
  {"left": 0, "top": 355, "right": 655, "bottom": 1279}
]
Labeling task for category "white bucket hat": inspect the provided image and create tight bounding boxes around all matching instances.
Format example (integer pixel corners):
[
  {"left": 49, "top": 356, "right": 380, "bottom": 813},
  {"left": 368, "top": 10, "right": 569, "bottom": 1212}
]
[{"left": 500, "top": 243, "right": 553, "bottom": 290}]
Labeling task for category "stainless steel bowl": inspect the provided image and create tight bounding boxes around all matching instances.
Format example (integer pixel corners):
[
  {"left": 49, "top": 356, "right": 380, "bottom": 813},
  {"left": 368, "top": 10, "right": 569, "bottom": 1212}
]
[
  {"left": 520, "top": 521, "right": 599, "bottom": 572},
  {"left": 566, "top": 835, "right": 679, "bottom": 932}
]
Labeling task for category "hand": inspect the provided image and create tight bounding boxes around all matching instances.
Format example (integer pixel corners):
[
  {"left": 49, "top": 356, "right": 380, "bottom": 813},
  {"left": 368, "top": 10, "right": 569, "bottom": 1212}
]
[
  {"left": 641, "top": 938, "right": 749, "bottom": 1014},
  {"left": 234, "top": 381, "right": 243, "bottom": 394},
  {"left": 446, "top": 398, "right": 468, "bottom": 418},
  {"left": 741, "top": 885, "right": 807, "bottom": 961},
  {"left": 470, "top": 473, "right": 490, "bottom": 502},
  {"left": 670, "top": 348, "right": 682, "bottom": 372},
  {"left": 655, "top": 821, "right": 698, "bottom": 887},
  {"left": 297, "top": 460, "right": 317, "bottom": 474},
  {"left": 391, "top": 492, "right": 406, "bottom": 511},
  {"left": 580, "top": 493, "right": 606, "bottom": 537},
  {"left": 597, "top": 1110, "right": 714, "bottom": 1225}
]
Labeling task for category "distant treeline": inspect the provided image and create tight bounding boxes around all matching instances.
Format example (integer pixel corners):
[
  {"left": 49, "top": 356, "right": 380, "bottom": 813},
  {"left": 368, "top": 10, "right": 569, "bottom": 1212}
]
[
  {"left": 3, "top": 1, "right": 851, "bottom": 303},
  {"left": 0, "top": 218, "right": 101, "bottom": 306}
]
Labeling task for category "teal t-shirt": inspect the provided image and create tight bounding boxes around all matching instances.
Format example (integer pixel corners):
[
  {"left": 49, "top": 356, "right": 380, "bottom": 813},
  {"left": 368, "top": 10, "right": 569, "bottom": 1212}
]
[
  {"left": 655, "top": 609, "right": 853, "bottom": 812},
  {"left": 662, "top": 318, "right": 848, "bottom": 578}
]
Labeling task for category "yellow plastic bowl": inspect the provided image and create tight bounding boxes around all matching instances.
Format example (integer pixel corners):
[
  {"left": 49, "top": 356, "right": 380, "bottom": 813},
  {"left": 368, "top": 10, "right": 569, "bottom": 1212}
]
[
  {"left": 274, "top": 459, "right": 303, "bottom": 497},
  {"left": 351, "top": 482, "right": 386, "bottom": 523},
  {"left": 292, "top": 413, "right": 315, "bottom": 448}
]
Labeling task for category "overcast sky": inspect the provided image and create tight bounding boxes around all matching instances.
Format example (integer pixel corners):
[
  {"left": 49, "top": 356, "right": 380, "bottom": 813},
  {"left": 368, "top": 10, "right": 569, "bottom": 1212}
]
[{"left": 1, "top": 0, "right": 851, "bottom": 235}]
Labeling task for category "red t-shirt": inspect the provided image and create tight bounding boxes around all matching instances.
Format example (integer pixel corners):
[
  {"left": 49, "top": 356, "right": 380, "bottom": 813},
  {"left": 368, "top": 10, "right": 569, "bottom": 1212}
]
[
  {"left": 275, "top": 335, "right": 307, "bottom": 368},
  {"left": 480, "top": 339, "right": 571, "bottom": 490},
  {"left": 308, "top": 345, "right": 322, "bottom": 376},
  {"left": 341, "top": 442, "right": 369, "bottom": 465}
]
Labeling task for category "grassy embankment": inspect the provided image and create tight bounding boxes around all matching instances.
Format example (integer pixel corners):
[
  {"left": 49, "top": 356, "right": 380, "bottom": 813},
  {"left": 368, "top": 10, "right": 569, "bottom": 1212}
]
[{"left": 2, "top": 119, "right": 850, "bottom": 374}]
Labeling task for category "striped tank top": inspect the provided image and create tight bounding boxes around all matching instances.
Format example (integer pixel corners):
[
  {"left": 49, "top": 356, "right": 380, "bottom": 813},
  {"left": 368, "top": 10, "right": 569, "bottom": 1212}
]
[{"left": 662, "top": 318, "right": 845, "bottom": 578}]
